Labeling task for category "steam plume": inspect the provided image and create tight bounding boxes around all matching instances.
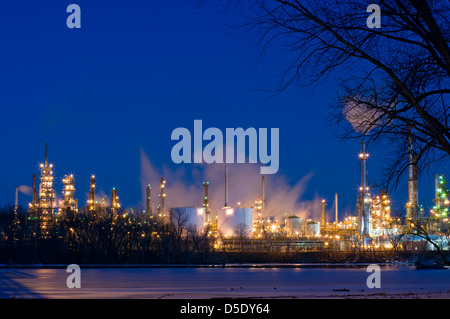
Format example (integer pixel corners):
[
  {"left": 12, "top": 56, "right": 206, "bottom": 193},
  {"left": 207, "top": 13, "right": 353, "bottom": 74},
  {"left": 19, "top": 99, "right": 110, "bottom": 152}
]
[{"left": 140, "top": 149, "right": 323, "bottom": 221}]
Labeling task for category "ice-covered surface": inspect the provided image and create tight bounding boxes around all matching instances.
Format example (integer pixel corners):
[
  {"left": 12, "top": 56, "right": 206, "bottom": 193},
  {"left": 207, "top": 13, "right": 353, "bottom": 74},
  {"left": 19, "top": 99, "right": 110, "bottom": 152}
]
[{"left": 0, "top": 265, "right": 449, "bottom": 299}]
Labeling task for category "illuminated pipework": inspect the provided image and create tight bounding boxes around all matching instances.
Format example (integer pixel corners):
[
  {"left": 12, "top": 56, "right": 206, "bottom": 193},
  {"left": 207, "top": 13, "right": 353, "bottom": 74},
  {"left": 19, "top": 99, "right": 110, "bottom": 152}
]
[
  {"left": 37, "top": 142, "right": 57, "bottom": 237},
  {"left": 38, "top": 143, "right": 57, "bottom": 213},
  {"left": 371, "top": 190, "right": 392, "bottom": 231},
  {"left": 111, "top": 188, "right": 120, "bottom": 213},
  {"left": 251, "top": 197, "right": 264, "bottom": 238},
  {"left": 61, "top": 174, "right": 77, "bottom": 213},
  {"left": 255, "top": 197, "right": 262, "bottom": 220},
  {"left": 431, "top": 174, "right": 449, "bottom": 221},
  {"left": 380, "top": 190, "right": 391, "bottom": 224}
]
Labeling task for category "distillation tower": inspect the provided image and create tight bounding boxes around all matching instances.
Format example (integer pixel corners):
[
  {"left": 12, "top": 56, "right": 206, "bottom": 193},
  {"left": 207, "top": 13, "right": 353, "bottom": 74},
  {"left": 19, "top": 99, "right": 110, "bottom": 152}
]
[
  {"left": 60, "top": 174, "right": 78, "bottom": 214},
  {"left": 371, "top": 190, "right": 392, "bottom": 235},
  {"left": 38, "top": 142, "right": 57, "bottom": 236}
]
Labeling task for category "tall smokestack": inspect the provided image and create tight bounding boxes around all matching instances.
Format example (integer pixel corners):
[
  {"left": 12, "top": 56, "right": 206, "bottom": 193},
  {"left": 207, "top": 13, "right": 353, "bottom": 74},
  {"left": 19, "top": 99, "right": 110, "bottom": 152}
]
[
  {"left": 225, "top": 165, "right": 228, "bottom": 207},
  {"left": 13, "top": 187, "right": 20, "bottom": 230},
  {"left": 203, "top": 181, "right": 210, "bottom": 223},
  {"left": 335, "top": 193, "right": 338, "bottom": 226},
  {"left": 159, "top": 177, "right": 166, "bottom": 215},
  {"left": 14, "top": 187, "right": 18, "bottom": 214},
  {"left": 146, "top": 184, "right": 151, "bottom": 217},
  {"left": 406, "top": 128, "right": 419, "bottom": 218},
  {"left": 111, "top": 188, "right": 119, "bottom": 221},
  {"left": 360, "top": 140, "right": 368, "bottom": 192},
  {"left": 89, "top": 175, "right": 95, "bottom": 211},
  {"left": 358, "top": 139, "right": 371, "bottom": 236},
  {"left": 321, "top": 199, "right": 327, "bottom": 226}
]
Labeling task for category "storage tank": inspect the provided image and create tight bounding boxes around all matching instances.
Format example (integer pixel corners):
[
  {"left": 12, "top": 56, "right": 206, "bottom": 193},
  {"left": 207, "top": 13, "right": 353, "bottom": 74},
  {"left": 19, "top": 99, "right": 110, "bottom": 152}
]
[
  {"left": 219, "top": 207, "right": 253, "bottom": 238},
  {"left": 306, "top": 221, "right": 320, "bottom": 237},
  {"left": 285, "top": 215, "right": 302, "bottom": 236},
  {"left": 169, "top": 207, "right": 205, "bottom": 233}
]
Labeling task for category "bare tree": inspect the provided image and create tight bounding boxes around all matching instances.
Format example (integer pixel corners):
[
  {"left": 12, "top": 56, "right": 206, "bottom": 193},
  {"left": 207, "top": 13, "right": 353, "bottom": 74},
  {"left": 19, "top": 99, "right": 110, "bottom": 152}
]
[
  {"left": 226, "top": 0, "right": 450, "bottom": 188},
  {"left": 233, "top": 222, "right": 251, "bottom": 253},
  {"left": 403, "top": 218, "right": 450, "bottom": 265}
]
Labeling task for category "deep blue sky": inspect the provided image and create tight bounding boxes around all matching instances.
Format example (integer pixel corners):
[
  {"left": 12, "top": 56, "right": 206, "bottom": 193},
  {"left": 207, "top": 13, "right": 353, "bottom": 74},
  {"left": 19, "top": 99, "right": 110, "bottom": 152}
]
[{"left": 0, "top": 1, "right": 441, "bottom": 216}]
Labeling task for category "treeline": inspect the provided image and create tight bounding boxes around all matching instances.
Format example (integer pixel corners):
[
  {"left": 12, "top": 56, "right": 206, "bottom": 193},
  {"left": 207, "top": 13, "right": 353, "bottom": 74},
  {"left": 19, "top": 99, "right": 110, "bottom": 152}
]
[
  {"left": 0, "top": 205, "right": 218, "bottom": 264},
  {"left": 1, "top": 206, "right": 448, "bottom": 265}
]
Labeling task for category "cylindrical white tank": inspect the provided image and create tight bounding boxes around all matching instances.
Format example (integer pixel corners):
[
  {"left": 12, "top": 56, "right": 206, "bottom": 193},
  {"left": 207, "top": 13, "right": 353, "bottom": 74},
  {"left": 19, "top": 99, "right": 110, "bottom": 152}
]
[
  {"left": 285, "top": 215, "right": 302, "bottom": 236},
  {"left": 306, "top": 221, "right": 320, "bottom": 237},
  {"left": 169, "top": 207, "right": 205, "bottom": 233},
  {"left": 219, "top": 207, "right": 253, "bottom": 238}
]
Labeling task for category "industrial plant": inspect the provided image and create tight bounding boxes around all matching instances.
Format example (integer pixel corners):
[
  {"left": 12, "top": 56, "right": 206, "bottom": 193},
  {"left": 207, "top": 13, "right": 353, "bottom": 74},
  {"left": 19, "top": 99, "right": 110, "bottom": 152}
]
[{"left": 4, "top": 137, "right": 450, "bottom": 263}]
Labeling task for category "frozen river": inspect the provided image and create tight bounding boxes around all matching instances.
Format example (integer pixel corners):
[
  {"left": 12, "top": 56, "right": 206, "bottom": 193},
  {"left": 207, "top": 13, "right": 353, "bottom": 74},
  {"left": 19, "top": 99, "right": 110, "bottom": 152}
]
[{"left": 0, "top": 265, "right": 449, "bottom": 299}]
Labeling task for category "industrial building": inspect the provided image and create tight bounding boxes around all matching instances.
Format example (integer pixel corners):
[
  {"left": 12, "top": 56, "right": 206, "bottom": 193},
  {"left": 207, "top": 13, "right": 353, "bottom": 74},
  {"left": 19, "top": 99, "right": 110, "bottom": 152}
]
[
  {"left": 430, "top": 174, "right": 450, "bottom": 233},
  {"left": 25, "top": 143, "right": 123, "bottom": 236},
  {"left": 26, "top": 142, "right": 57, "bottom": 238},
  {"left": 19, "top": 141, "right": 449, "bottom": 252}
]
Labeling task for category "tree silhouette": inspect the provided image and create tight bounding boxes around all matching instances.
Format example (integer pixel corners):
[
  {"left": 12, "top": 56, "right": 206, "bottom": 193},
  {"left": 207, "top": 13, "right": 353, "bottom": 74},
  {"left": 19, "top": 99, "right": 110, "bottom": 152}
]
[{"left": 228, "top": 0, "right": 450, "bottom": 189}]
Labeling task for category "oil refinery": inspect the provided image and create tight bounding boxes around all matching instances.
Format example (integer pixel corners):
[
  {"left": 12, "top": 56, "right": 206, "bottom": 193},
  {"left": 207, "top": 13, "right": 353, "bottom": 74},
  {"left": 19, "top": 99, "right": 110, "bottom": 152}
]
[{"left": 15, "top": 140, "right": 450, "bottom": 253}]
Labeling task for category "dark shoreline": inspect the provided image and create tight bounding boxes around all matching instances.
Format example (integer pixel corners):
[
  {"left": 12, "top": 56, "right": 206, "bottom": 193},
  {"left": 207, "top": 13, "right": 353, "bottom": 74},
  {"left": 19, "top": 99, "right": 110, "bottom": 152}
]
[
  {"left": 3, "top": 247, "right": 448, "bottom": 266},
  {"left": 0, "top": 262, "right": 415, "bottom": 269}
]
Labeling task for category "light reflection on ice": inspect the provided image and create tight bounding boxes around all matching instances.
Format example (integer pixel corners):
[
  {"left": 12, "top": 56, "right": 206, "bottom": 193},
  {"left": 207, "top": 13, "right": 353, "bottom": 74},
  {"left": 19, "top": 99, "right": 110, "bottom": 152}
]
[{"left": 0, "top": 265, "right": 448, "bottom": 299}]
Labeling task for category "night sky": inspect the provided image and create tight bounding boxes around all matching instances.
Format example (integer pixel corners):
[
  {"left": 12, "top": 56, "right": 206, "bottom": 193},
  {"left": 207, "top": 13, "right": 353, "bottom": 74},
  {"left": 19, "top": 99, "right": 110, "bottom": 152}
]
[{"left": 0, "top": 1, "right": 440, "bottom": 216}]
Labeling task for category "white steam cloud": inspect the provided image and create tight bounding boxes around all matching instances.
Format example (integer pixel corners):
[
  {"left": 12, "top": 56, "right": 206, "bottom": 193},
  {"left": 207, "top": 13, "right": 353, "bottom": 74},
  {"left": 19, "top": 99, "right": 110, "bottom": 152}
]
[
  {"left": 18, "top": 185, "right": 33, "bottom": 196},
  {"left": 343, "top": 96, "right": 392, "bottom": 134},
  {"left": 140, "top": 149, "right": 326, "bottom": 222}
]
